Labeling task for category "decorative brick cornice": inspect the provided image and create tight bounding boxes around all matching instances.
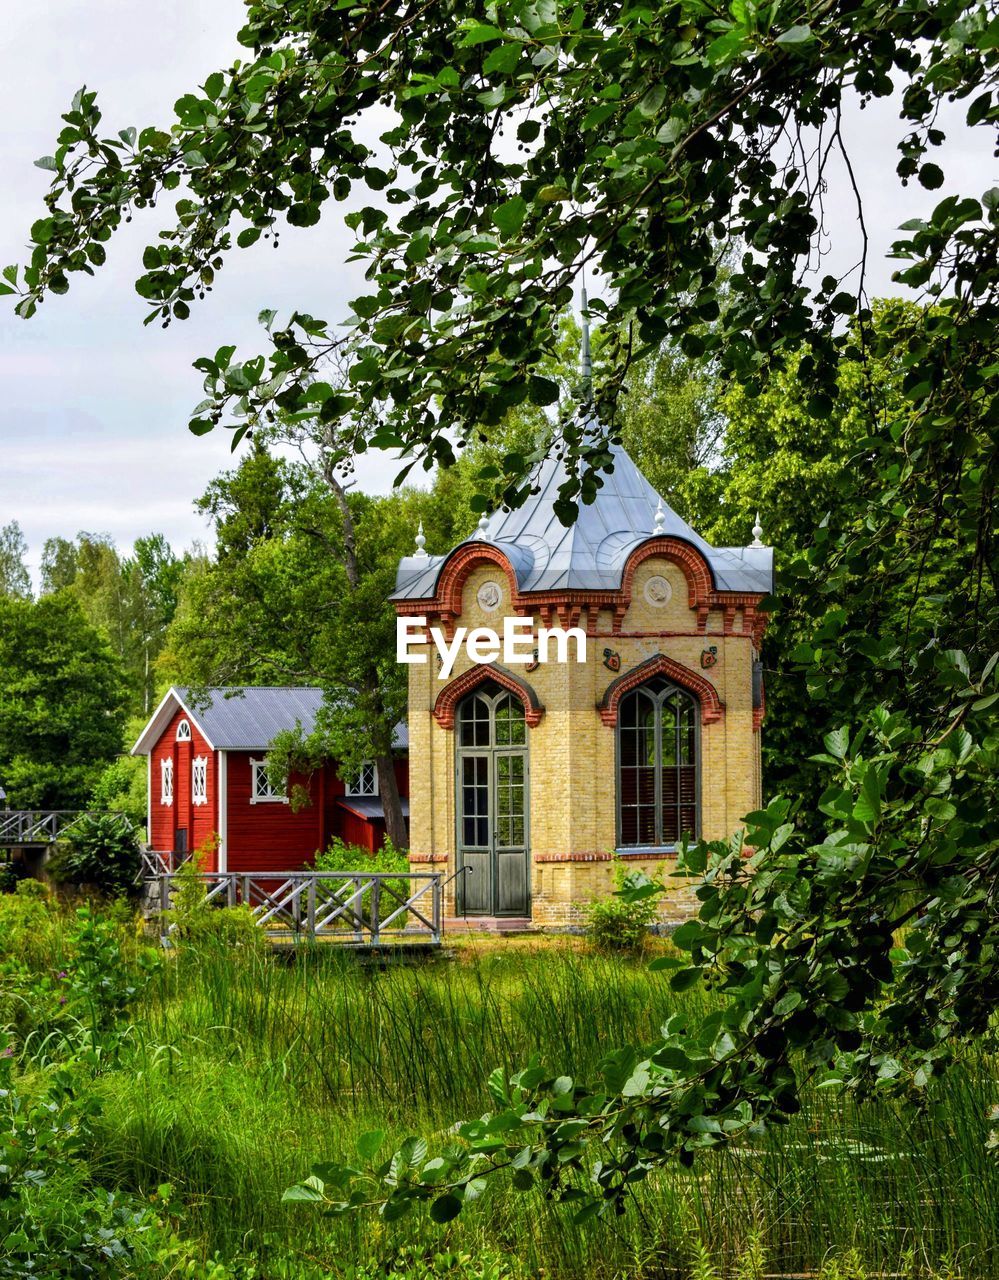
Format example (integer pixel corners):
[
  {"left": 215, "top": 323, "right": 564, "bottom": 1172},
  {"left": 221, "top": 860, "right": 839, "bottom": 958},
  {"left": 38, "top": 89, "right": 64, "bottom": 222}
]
[
  {"left": 598, "top": 654, "right": 724, "bottom": 727},
  {"left": 434, "top": 541, "right": 524, "bottom": 618},
  {"left": 393, "top": 534, "right": 770, "bottom": 641},
  {"left": 432, "top": 663, "right": 544, "bottom": 730},
  {"left": 621, "top": 537, "right": 714, "bottom": 611},
  {"left": 533, "top": 851, "right": 613, "bottom": 863},
  {"left": 408, "top": 853, "right": 450, "bottom": 864}
]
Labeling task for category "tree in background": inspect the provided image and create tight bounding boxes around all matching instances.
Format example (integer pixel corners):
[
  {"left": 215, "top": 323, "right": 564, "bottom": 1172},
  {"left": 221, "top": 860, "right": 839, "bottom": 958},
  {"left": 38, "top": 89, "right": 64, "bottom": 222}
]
[
  {"left": 165, "top": 443, "right": 414, "bottom": 848},
  {"left": 6, "top": 0, "right": 998, "bottom": 1227},
  {"left": 0, "top": 522, "right": 31, "bottom": 600},
  {"left": 0, "top": 594, "right": 128, "bottom": 808},
  {"left": 39, "top": 531, "right": 188, "bottom": 716},
  {"left": 39, "top": 536, "right": 78, "bottom": 594}
]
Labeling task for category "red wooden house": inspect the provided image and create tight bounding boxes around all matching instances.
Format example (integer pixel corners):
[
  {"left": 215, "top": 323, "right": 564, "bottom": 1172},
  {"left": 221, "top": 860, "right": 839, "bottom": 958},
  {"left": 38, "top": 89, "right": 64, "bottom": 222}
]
[{"left": 131, "top": 687, "right": 409, "bottom": 873}]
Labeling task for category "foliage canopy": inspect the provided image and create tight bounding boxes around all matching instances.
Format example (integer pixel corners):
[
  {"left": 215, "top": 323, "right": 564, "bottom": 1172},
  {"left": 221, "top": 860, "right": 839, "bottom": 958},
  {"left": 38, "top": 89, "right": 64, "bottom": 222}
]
[
  {"left": 0, "top": 595, "right": 129, "bottom": 808},
  {"left": 3, "top": 1, "right": 995, "bottom": 511},
  {"left": 5, "top": 0, "right": 998, "bottom": 1234}
]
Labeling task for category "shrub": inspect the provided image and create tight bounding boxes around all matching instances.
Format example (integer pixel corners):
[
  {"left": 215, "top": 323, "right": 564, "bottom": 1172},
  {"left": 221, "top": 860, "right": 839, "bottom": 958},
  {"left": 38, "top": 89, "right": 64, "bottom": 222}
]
[
  {"left": 313, "top": 835, "right": 409, "bottom": 877},
  {"left": 164, "top": 837, "right": 265, "bottom": 952},
  {"left": 170, "top": 904, "right": 267, "bottom": 952},
  {"left": 67, "top": 906, "right": 160, "bottom": 1036},
  {"left": 314, "top": 837, "right": 412, "bottom": 931},
  {"left": 89, "top": 755, "right": 148, "bottom": 831},
  {"left": 0, "top": 858, "right": 30, "bottom": 895},
  {"left": 354, "top": 1247, "right": 526, "bottom": 1280},
  {"left": 47, "top": 812, "right": 141, "bottom": 899},
  {"left": 584, "top": 869, "right": 662, "bottom": 953}
]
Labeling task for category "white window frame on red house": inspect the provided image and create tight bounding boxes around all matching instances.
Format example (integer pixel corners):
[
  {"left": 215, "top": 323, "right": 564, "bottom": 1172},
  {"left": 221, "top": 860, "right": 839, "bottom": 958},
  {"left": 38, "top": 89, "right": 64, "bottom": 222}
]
[
  {"left": 192, "top": 756, "right": 208, "bottom": 807},
  {"left": 176, "top": 719, "right": 192, "bottom": 742},
  {"left": 346, "top": 760, "right": 378, "bottom": 797},
  {"left": 160, "top": 757, "right": 174, "bottom": 806},
  {"left": 250, "top": 757, "right": 288, "bottom": 804}
]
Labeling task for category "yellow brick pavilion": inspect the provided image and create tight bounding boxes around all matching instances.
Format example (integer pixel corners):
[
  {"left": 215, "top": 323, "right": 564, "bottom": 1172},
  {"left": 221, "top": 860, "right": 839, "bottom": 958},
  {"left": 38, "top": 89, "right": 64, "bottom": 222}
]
[{"left": 392, "top": 407, "right": 773, "bottom": 929}]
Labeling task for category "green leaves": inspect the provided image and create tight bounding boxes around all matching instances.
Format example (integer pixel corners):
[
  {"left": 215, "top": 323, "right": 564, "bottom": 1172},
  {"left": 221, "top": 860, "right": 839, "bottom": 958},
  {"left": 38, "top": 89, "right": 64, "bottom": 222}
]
[
  {"left": 7, "top": 5, "right": 999, "bottom": 1231},
  {"left": 482, "top": 42, "right": 522, "bottom": 76},
  {"left": 281, "top": 1177, "right": 326, "bottom": 1203},
  {"left": 357, "top": 1129, "right": 385, "bottom": 1162},
  {"left": 460, "top": 23, "right": 504, "bottom": 46},
  {"left": 491, "top": 196, "right": 527, "bottom": 238},
  {"left": 429, "top": 1193, "right": 463, "bottom": 1222},
  {"left": 775, "top": 25, "right": 814, "bottom": 47}
]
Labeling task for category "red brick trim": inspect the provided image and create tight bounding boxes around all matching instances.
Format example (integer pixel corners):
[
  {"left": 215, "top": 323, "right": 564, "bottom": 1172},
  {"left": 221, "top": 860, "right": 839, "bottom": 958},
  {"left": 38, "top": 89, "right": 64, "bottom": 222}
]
[
  {"left": 621, "top": 537, "right": 714, "bottom": 611},
  {"left": 533, "top": 852, "right": 614, "bottom": 863},
  {"left": 392, "top": 533, "right": 770, "bottom": 642},
  {"left": 430, "top": 541, "right": 525, "bottom": 618},
  {"left": 598, "top": 654, "right": 724, "bottom": 727},
  {"left": 408, "top": 853, "right": 450, "bottom": 864},
  {"left": 432, "top": 663, "right": 544, "bottom": 730}
]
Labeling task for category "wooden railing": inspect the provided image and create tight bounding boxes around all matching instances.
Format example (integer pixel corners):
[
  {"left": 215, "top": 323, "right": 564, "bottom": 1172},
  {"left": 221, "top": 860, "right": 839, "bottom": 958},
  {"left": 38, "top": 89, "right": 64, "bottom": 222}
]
[
  {"left": 0, "top": 810, "right": 84, "bottom": 846},
  {"left": 152, "top": 871, "right": 444, "bottom": 946},
  {"left": 140, "top": 848, "right": 174, "bottom": 877}
]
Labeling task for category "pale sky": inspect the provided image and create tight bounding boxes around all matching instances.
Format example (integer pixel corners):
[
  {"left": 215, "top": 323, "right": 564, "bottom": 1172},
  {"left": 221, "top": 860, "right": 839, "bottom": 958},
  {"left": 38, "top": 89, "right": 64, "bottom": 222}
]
[{"left": 0, "top": 3, "right": 994, "bottom": 584}]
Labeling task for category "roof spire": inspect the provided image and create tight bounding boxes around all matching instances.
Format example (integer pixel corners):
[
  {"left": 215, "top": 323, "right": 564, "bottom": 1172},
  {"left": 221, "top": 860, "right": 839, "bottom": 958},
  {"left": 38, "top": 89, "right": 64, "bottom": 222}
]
[
  {"left": 750, "top": 511, "right": 764, "bottom": 548},
  {"left": 580, "top": 273, "right": 592, "bottom": 403},
  {"left": 414, "top": 520, "right": 428, "bottom": 558},
  {"left": 477, "top": 512, "right": 490, "bottom": 540},
  {"left": 653, "top": 495, "right": 666, "bottom": 536}
]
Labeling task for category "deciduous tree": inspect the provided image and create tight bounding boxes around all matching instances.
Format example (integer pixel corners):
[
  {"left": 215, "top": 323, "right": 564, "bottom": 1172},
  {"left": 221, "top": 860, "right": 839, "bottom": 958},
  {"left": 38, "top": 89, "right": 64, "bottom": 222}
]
[
  {"left": 0, "top": 595, "right": 128, "bottom": 808},
  {"left": 165, "top": 444, "right": 413, "bottom": 848},
  {"left": 0, "top": 522, "right": 31, "bottom": 600},
  {"left": 6, "top": 0, "right": 998, "bottom": 1227}
]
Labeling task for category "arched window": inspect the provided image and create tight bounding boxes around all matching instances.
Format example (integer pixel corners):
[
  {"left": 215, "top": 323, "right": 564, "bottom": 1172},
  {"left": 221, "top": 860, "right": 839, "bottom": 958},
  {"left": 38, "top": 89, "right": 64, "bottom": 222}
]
[
  {"left": 618, "top": 677, "right": 698, "bottom": 848},
  {"left": 176, "top": 719, "right": 192, "bottom": 742}
]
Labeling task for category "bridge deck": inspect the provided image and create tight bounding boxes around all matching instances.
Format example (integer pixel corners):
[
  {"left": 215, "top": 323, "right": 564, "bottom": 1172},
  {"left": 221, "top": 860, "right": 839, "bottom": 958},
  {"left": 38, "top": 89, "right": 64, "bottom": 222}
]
[
  {"left": 148, "top": 869, "right": 446, "bottom": 948},
  {"left": 0, "top": 811, "right": 85, "bottom": 850}
]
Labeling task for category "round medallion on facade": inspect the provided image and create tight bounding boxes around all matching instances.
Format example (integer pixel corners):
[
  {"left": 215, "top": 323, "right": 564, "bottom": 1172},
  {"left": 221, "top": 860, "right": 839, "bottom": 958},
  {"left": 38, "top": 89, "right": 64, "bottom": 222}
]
[
  {"left": 644, "top": 575, "right": 672, "bottom": 607},
  {"left": 476, "top": 580, "right": 503, "bottom": 612}
]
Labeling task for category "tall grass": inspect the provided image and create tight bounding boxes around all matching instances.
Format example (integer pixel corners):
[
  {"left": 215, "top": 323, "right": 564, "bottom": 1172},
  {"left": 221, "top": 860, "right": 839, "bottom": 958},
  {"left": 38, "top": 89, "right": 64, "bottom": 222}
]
[{"left": 73, "top": 937, "right": 999, "bottom": 1278}]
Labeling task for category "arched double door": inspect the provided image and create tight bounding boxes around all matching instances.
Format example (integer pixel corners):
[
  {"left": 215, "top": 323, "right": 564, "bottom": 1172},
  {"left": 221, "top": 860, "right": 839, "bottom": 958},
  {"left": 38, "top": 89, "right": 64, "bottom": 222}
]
[{"left": 455, "top": 681, "right": 530, "bottom": 917}]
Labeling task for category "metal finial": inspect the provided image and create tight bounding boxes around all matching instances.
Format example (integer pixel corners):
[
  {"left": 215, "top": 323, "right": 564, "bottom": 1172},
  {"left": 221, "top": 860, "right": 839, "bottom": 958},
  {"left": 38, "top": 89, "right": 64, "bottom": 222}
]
[
  {"left": 750, "top": 512, "right": 764, "bottom": 548},
  {"left": 653, "top": 496, "right": 666, "bottom": 536},
  {"left": 580, "top": 277, "right": 592, "bottom": 402},
  {"left": 414, "top": 520, "right": 427, "bottom": 558},
  {"left": 477, "top": 512, "right": 490, "bottom": 539}
]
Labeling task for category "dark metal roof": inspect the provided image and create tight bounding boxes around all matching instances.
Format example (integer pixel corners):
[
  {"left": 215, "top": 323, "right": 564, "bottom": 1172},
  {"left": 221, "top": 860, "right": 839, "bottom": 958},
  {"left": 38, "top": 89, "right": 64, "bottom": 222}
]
[
  {"left": 132, "top": 686, "right": 408, "bottom": 756},
  {"left": 335, "top": 795, "right": 411, "bottom": 821},
  {"left": 182, "top": 686, "right": 326, "bottom": 750},
  {"left": 392, "top": 439, "right": 773, "bottom": 600}
]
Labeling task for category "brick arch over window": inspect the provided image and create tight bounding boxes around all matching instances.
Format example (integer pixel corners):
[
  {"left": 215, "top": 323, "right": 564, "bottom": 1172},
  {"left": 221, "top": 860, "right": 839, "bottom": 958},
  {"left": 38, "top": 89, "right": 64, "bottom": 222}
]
[
  {"left": 620, "top": 537, "right": 714, "bottom": 610},
  {"left": 432, "top": 542, "right": 523, "bottom": 618},
  {"left": 433, "top": 664, "right": 544, "bottom": 730},
  {"left": 598, "top": 654, "right": 724, "bottom": 727}
]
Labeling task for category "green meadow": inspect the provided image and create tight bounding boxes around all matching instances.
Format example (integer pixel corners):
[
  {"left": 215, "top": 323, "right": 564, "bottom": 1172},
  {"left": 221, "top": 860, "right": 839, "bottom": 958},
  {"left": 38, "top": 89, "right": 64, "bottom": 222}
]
[{"left": 2, "top": 892, "right": 997, "bottom": 1279}]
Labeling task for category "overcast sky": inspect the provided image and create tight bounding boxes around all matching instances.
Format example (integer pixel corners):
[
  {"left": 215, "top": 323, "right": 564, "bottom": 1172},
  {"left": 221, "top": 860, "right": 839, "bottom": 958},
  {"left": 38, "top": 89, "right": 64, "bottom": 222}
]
[{"left": 1, "top": 3, "right": 994, "bottom": 584}]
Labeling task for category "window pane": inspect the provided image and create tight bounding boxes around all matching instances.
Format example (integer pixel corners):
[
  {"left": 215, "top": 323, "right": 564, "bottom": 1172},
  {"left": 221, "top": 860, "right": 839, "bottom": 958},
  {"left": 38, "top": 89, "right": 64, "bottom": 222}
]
[
  {"left": 678, "top": 696, "right": 696, "bottom": 765},
  {"left": 461, "top": 756, "right": 488, "bottom": 846},
  {"left": 619, "top": 681, "right": 699, "bottom": 847},
  {"left": 460, "top": 694, "right": 491, "bottom": 746},
  {"left": 661, "top": 696, "right": 678, "bottom": 768}
]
